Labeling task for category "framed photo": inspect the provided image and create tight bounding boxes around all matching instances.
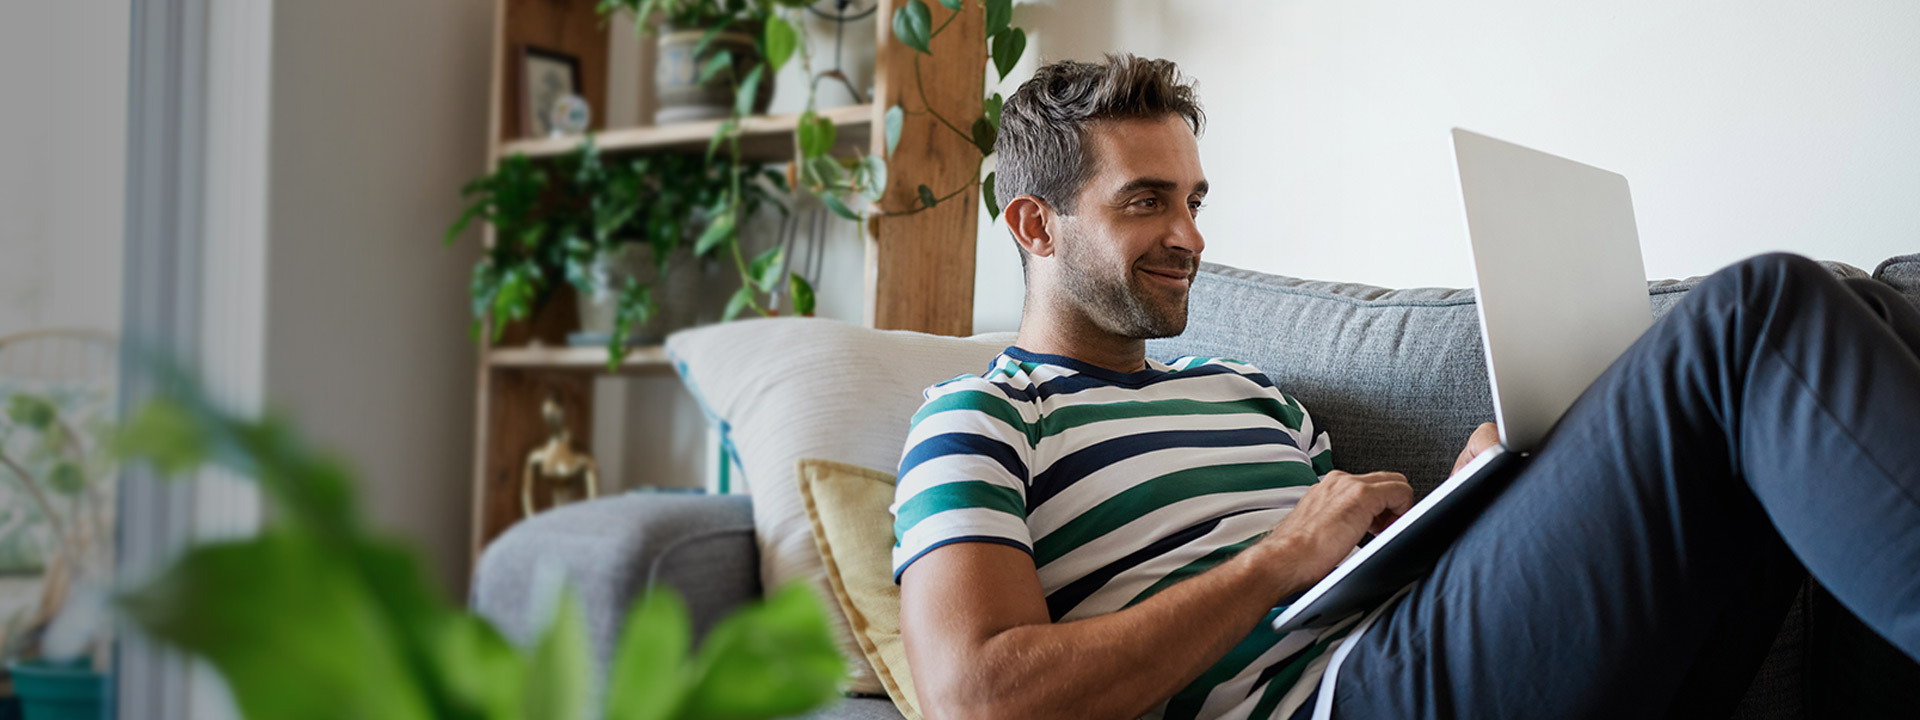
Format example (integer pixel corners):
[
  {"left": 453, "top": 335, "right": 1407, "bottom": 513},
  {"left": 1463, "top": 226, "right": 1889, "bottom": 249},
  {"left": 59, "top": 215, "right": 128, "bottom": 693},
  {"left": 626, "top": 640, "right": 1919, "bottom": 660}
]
[{"left": 520, "top": 46, "right": 582, "bottom": 139}]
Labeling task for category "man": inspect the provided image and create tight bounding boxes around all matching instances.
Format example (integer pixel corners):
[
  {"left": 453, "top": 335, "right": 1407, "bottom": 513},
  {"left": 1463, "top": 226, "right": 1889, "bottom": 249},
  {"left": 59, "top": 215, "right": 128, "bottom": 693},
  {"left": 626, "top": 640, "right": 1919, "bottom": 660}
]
[{"left": 890, "top": 54, "right": 1920, "bottom": 719}]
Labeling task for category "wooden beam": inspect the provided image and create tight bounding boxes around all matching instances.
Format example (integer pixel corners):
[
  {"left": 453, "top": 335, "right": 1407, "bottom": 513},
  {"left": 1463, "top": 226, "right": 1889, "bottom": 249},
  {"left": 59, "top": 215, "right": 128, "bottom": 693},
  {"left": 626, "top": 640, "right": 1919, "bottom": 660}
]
[{"left": 866, "top": 0, "right": 986, "bottom": 336}]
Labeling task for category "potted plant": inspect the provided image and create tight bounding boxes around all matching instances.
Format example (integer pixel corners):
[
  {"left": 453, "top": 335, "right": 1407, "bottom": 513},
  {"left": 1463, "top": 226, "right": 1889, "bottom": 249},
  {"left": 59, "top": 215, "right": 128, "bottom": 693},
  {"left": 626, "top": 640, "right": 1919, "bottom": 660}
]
[
  {"left": 0, "top": 390, "right": 114, "bottom": 720},
  {"left": 112, "top": 367, "right": 846, "bottom": 720},
  {"left": 600, "top": 0, "right": 796, "bottom": 123},
  {"left": 448, "top": 139, "right": 788, "bottom": 369}
]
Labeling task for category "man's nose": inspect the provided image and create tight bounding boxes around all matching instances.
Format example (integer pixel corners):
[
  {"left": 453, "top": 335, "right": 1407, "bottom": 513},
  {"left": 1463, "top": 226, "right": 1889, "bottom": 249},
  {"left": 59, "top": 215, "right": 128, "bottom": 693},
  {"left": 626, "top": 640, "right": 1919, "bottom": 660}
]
[{"left": 1167, "top": 212, "right": 1205, "bottom": 257}]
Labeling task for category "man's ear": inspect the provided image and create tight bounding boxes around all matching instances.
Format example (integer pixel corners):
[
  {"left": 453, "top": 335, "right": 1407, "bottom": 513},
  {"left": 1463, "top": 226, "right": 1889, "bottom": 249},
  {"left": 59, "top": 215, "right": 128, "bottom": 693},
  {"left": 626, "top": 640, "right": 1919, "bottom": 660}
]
[{"left": 1004, "top": 195, "right": 1056, "bottom": 258}]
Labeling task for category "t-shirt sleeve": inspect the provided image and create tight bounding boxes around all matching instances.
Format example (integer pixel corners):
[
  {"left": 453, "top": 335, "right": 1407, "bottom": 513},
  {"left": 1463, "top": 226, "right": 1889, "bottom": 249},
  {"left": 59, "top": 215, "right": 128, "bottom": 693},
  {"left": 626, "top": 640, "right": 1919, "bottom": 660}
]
[{"left": 890, "top": 379, "right": 1034, "bottom": 583}]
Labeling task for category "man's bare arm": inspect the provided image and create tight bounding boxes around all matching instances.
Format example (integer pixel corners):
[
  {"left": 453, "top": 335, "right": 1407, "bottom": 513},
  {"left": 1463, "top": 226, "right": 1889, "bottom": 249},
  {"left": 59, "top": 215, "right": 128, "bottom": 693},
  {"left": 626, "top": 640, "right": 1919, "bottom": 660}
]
[{"left": 900, "top": 470, "right": 1413, "bottom": 720}]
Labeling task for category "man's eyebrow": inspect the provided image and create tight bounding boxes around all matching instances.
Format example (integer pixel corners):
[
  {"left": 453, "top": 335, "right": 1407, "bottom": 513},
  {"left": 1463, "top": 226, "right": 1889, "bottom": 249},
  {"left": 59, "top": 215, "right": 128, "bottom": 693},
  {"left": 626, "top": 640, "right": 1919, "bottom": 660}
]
[{"left": 1112, "top": 177, "right": 1210, "bottom": 198}]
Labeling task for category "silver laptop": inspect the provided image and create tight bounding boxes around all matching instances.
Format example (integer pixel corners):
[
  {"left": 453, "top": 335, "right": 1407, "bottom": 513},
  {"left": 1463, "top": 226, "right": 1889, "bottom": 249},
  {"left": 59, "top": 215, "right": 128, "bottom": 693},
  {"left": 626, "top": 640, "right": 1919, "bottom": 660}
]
[{"left": 1271, "top": 129, "right": 1653, "bottom": 634}]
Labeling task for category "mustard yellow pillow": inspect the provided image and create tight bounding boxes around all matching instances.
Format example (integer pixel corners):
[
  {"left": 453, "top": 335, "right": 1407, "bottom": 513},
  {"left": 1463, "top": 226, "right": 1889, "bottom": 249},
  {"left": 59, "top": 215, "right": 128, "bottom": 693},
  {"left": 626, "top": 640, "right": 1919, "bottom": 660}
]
[{"left": 796, "top": 458, "right": 922, "bottom": 720}]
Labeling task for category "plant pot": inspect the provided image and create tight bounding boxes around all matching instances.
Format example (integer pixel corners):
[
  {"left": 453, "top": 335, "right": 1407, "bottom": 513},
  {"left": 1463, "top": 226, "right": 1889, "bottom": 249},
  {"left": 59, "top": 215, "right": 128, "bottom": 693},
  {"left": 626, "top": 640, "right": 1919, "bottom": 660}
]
[
  {"left": 5, "top": 659, "right": 102, "bottom": 720},
  {"left": 654, "top": 23, "right": 774, "bottom": 124},
  {"left": 574, "top": 244, "right": 709, "bottom": 346}
]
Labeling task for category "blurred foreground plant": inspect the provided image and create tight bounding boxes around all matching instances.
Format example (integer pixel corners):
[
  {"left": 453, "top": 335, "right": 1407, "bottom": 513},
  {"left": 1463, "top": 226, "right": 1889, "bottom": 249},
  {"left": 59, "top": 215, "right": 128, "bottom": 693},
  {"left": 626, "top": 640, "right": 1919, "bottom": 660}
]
[{"left": 114, "top": 373, "right": 844, "bottom": 720}]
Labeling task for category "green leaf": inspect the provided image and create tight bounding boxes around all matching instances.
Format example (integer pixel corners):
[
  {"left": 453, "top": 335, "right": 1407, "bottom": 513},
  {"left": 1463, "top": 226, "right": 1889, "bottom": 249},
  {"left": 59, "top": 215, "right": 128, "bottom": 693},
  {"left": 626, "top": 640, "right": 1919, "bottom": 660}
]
[
  {"left": 734, "top": 64, "right": 764, "bottom": 117},
  {"left": 984, "top": 171, "right": 1002, "bottom": 221},
  {"left": 788, "top": 273, "right": 817, "bottom": 317},
  {"left": 985, "top": 92, "right": 1003, "bottom": 130},
  {"left": 691, "top": 23, "right": 729, "bottom": 61},
  {"left": 806, "top": 155, "right": 847, "bottom": 189},
  {"left": 937, "top": 0, "right": 961, "bottom": 9},
  {"left": 694, "top": 211, "right": 736, "bottom": 256},
  {"left": 892, "top": 0, "right": 932, "bottom": 55},
  {"left": 984, "top": 0, "right": 1012, "bottom": 37},
  {"left": 523, "top": 587, "right": 590, "bottom": 720},
  {"left": 6, "top": 394, "right": 57, "bottom": 430},
  {"left": 698, "top": 52, "right": 733, "bottom": 84},
  {"left": 707, "top": 118, "right": 736, "bottom": 163},
  {"left": 991, "top": 27, "right": 1026, "bottom": 80},
  {"left": 47, "top": 461, "right": 84, "bottom": 495},
  {"left": 115, "top": 398, "right": 211, "bottom": 476},
  {"left": 764, "top": 16, "right": 799, "bottom": 75},
  {"left": 820, "top": 193, "right": 860, "bottom": 221},
  {"left": 678, "top": 582, "right": 844, "bottom": 719},
  {"left": 431, "top": 615, "right": 527, "bottom": 720},
  {"left": 797, "top": 111, "right": 837, "bottom": 159},
  {"left": 970, "top": 116, "right": 998, "bottom": 155},
  {"left": 723, "top": 285, "right": 756, "bottom": 322},
  {"left": 605, "top": 590, "right": 693, "bottom": 720},
  {"left": 917, "top": 184, "right": 938, "bottom": 210},
  {"left": 884, "top": 104, "right": 906, "bottom": 157},
  {"left": 858, "top": 155, "right": 888, "bottom": 203},
  {"left": 118, "top": 532, "right": 437, "bottom": 720},
  {"left": 748, "top": 246, "right": 786, "bottom": 292}
]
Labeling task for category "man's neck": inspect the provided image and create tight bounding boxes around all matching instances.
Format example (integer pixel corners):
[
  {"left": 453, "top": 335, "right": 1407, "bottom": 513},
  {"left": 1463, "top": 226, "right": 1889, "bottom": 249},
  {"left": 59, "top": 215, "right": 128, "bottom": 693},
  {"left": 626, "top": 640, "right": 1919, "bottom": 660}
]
[{"left": 1015, "top": 306, "right": 1149, "bottom": 375}]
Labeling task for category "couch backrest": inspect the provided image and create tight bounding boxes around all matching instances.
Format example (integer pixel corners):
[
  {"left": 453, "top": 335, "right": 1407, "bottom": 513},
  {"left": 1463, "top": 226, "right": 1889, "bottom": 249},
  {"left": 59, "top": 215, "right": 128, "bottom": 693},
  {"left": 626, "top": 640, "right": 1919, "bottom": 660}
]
[{"left": 1146, "top": 256, "right": 1912, "bottom": 492}]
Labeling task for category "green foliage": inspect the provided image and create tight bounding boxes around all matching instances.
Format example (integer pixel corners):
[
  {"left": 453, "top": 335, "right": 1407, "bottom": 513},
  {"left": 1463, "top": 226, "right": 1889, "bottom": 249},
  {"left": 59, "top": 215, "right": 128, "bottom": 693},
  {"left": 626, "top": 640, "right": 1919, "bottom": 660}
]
[
  {"left": 970, "top": 116, "right": 997, "bottom": 155},
  {"left": 990, "top": 27, "right": 1026, "bottom": 81},
  {"left": 883, "top": 104, "right": 905, "bottom": 157},
  {"left": 723, "top": 286, "right": 755, "bottom": 322},
  {"left": 6, "top": 394, "right": 56, "bottom": 431},
  {"left": 983, "top": 0, "right": 1011, "bottom": 37},
  {"left": 893, "top": 0, "right": 933, "bottom": 55},
  {"left": 763, "top": 16, "right": 798, "bottom": 75},
  {"left": 447, "top": 139, "right": 766, "bottom": 367},
  {"left": 115, "top": 371, "right": 845, "bottom": 720},
  {"left": 787, "top": 274, "right": 817, "bottom": 317},
  {"left": 984, "top": 171, "right": 1001, "bottom": 221}
]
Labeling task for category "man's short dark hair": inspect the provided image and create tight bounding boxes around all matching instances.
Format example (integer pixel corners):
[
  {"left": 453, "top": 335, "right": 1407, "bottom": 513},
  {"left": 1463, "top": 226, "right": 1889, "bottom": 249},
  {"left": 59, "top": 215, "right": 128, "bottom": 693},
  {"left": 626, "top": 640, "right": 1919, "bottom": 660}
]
[{"left": 994, "top": 54, "right": 1205, "bottom": 217}]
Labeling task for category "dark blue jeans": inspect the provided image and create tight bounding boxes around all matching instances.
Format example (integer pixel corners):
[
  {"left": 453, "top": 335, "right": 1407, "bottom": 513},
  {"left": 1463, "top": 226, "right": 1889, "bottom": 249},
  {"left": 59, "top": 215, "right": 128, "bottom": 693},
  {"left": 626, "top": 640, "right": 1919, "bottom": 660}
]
[{"left": 1325, "top": 253, "right": 1920, "bottom": 719}]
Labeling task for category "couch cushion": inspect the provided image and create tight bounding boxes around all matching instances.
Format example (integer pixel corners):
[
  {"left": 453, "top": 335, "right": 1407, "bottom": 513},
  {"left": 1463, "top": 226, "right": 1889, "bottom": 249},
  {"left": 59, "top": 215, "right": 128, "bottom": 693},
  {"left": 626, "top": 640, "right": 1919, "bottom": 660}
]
[
  {"left": 1147, "top": 259, "right": 1873, "bottom": 492},
  {"left": 666, "top": 318, "right": 1018, "bottom": 694},
  {"left": 1874, "top": 252, "right": 1920, "bottom": 308},
  {"left": 798, "top": 459, "right": 922, "bottom": 720}
]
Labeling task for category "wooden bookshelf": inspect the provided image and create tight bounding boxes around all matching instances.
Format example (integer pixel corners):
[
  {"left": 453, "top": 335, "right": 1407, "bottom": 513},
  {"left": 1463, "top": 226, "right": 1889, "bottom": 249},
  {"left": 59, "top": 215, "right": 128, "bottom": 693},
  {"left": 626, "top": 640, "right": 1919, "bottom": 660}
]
[
  {"left": 500, "top": 104, "right": 873, "bottom": 164},
  {"left": 487, "top": 344, "right": 675, "bottom": 374},
  {"left": 471, "top": 0, "right": 983, "bottom": 561}
]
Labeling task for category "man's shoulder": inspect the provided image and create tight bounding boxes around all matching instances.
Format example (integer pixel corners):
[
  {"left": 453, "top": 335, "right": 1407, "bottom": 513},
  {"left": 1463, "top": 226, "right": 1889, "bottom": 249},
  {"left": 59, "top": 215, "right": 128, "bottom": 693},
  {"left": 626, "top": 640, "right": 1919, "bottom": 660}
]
[{"left": 1164, "top": 355, "right": 1279, "bottom": 389}]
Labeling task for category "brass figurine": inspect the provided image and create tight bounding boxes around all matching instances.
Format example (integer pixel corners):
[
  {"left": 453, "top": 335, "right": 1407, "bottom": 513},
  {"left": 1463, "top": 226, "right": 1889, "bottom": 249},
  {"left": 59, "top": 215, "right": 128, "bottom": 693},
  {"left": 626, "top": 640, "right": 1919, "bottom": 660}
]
[{"left": 521, "top": 396, "right": 600, "bottom": 517}]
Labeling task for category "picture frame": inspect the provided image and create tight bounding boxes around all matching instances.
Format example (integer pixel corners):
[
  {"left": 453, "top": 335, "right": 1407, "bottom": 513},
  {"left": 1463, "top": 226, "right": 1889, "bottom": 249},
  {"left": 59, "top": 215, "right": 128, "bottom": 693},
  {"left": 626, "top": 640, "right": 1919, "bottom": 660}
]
[{"left": 520, "top": 45, "right": 582, "bottom": 139}]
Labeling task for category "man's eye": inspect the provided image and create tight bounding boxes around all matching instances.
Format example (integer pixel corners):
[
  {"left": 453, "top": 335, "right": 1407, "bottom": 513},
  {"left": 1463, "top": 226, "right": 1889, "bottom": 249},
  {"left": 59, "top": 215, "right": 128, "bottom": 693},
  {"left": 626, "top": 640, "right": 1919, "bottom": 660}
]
[
  {"left": 1189, "top": 201, "right": 1205, "bottom": 216},
  {"left": 1134, "top": 197, "right": 1160, "bottom": 209}
]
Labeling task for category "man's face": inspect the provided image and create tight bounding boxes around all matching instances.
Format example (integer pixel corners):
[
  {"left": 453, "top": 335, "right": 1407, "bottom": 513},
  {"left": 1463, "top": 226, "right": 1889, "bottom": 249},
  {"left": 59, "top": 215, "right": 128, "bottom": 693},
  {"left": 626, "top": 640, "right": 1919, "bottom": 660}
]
[{"left": 1048, "top": 115, "right": 1208, "bottom": 339}]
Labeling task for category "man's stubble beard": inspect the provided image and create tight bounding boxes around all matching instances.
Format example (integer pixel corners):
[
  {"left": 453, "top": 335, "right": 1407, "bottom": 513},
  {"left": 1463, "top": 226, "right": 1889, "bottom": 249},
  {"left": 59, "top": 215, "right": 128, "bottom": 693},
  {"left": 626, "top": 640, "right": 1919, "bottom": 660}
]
[{"left": 1054, "top": 228, "right": 1192, "bottom": 340}]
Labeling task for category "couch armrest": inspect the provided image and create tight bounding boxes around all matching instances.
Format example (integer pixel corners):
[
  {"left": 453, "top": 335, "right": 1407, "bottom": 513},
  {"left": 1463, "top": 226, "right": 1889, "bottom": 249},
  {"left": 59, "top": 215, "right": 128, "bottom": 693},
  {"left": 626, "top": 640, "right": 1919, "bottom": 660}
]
[{"left": 471, "top": 493, "right": 759, "bottom": 670}]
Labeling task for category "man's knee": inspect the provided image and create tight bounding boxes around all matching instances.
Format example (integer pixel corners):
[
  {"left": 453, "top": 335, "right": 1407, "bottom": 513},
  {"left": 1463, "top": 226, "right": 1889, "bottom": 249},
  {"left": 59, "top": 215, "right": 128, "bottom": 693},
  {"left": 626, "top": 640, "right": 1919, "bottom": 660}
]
[{"left": 1700, "top": 252, "right": 1830, "bottom": 304}]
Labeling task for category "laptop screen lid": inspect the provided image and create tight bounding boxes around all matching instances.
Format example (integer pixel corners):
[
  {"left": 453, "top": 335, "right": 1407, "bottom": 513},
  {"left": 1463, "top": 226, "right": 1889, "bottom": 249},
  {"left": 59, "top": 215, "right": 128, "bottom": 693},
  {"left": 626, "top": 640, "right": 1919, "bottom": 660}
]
[{"left": 1452, "top": 129, "right": 1653, "bottom": 452}]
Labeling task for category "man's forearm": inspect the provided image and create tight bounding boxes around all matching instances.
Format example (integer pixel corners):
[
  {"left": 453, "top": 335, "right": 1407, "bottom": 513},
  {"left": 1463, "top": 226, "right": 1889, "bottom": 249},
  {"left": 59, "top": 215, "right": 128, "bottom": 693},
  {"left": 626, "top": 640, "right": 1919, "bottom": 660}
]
[{"left": 927, "top": 538, "right": 1316, "bottom": 720}]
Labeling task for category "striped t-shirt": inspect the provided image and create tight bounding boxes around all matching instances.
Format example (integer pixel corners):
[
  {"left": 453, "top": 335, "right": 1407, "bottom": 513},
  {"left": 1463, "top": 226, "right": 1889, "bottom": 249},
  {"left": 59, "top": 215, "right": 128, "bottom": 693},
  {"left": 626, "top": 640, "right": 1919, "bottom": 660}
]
[{"left": 890, "top": 346, "right": 1362, "bottom": 720}]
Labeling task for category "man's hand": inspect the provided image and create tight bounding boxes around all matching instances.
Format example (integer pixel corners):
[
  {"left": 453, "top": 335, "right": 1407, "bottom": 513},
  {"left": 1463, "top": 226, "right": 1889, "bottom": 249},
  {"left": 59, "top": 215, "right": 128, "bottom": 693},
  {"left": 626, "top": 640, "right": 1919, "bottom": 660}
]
[
  {"left": 1260, "top": 470, "right": 1414, "bottom": 589},
  {"left": 1453, "top": 422, "right": 1501, "bottom": 473}
]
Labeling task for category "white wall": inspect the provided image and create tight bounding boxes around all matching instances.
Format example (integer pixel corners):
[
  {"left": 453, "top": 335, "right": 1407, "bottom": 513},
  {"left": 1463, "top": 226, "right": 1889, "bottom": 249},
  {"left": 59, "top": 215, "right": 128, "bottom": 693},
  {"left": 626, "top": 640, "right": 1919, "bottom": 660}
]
[
  {"left": 973, "top": 0, "right": 1920, "bottom": 332},
  {"left": 263, "top": 0, "right": 491, "bottom": 593},
  {"left": 0, "top": 1, "right": 128, "bottom": 338}
]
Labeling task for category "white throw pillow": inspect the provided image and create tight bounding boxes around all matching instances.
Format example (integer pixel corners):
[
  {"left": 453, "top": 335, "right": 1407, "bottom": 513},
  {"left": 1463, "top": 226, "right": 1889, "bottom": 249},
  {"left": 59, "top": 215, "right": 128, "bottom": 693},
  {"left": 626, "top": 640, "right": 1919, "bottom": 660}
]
[{"left": 666, "top": 317, "right": 1016, "bottom": 694}]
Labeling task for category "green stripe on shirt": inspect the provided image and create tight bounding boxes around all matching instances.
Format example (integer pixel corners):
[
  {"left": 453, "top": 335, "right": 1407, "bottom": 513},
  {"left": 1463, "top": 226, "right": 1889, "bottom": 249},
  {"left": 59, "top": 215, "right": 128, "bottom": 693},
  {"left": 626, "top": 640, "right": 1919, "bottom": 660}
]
[{"left": 1033, "top": 461, "right": 1318, "bottom": 567}]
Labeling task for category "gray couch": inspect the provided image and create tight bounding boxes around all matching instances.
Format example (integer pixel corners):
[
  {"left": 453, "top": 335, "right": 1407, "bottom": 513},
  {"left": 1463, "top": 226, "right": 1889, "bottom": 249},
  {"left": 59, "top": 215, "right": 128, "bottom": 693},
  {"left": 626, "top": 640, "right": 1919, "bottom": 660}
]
[{"left": 474, "top": 252, "right": 1920, "bottom": 719}]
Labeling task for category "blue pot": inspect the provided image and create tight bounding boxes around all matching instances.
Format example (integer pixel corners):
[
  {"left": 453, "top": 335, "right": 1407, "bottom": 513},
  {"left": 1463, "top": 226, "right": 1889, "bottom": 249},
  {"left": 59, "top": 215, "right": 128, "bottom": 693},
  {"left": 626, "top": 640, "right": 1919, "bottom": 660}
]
[{"left": 5, "top": 660, "right": 102, "bottom": 720}]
